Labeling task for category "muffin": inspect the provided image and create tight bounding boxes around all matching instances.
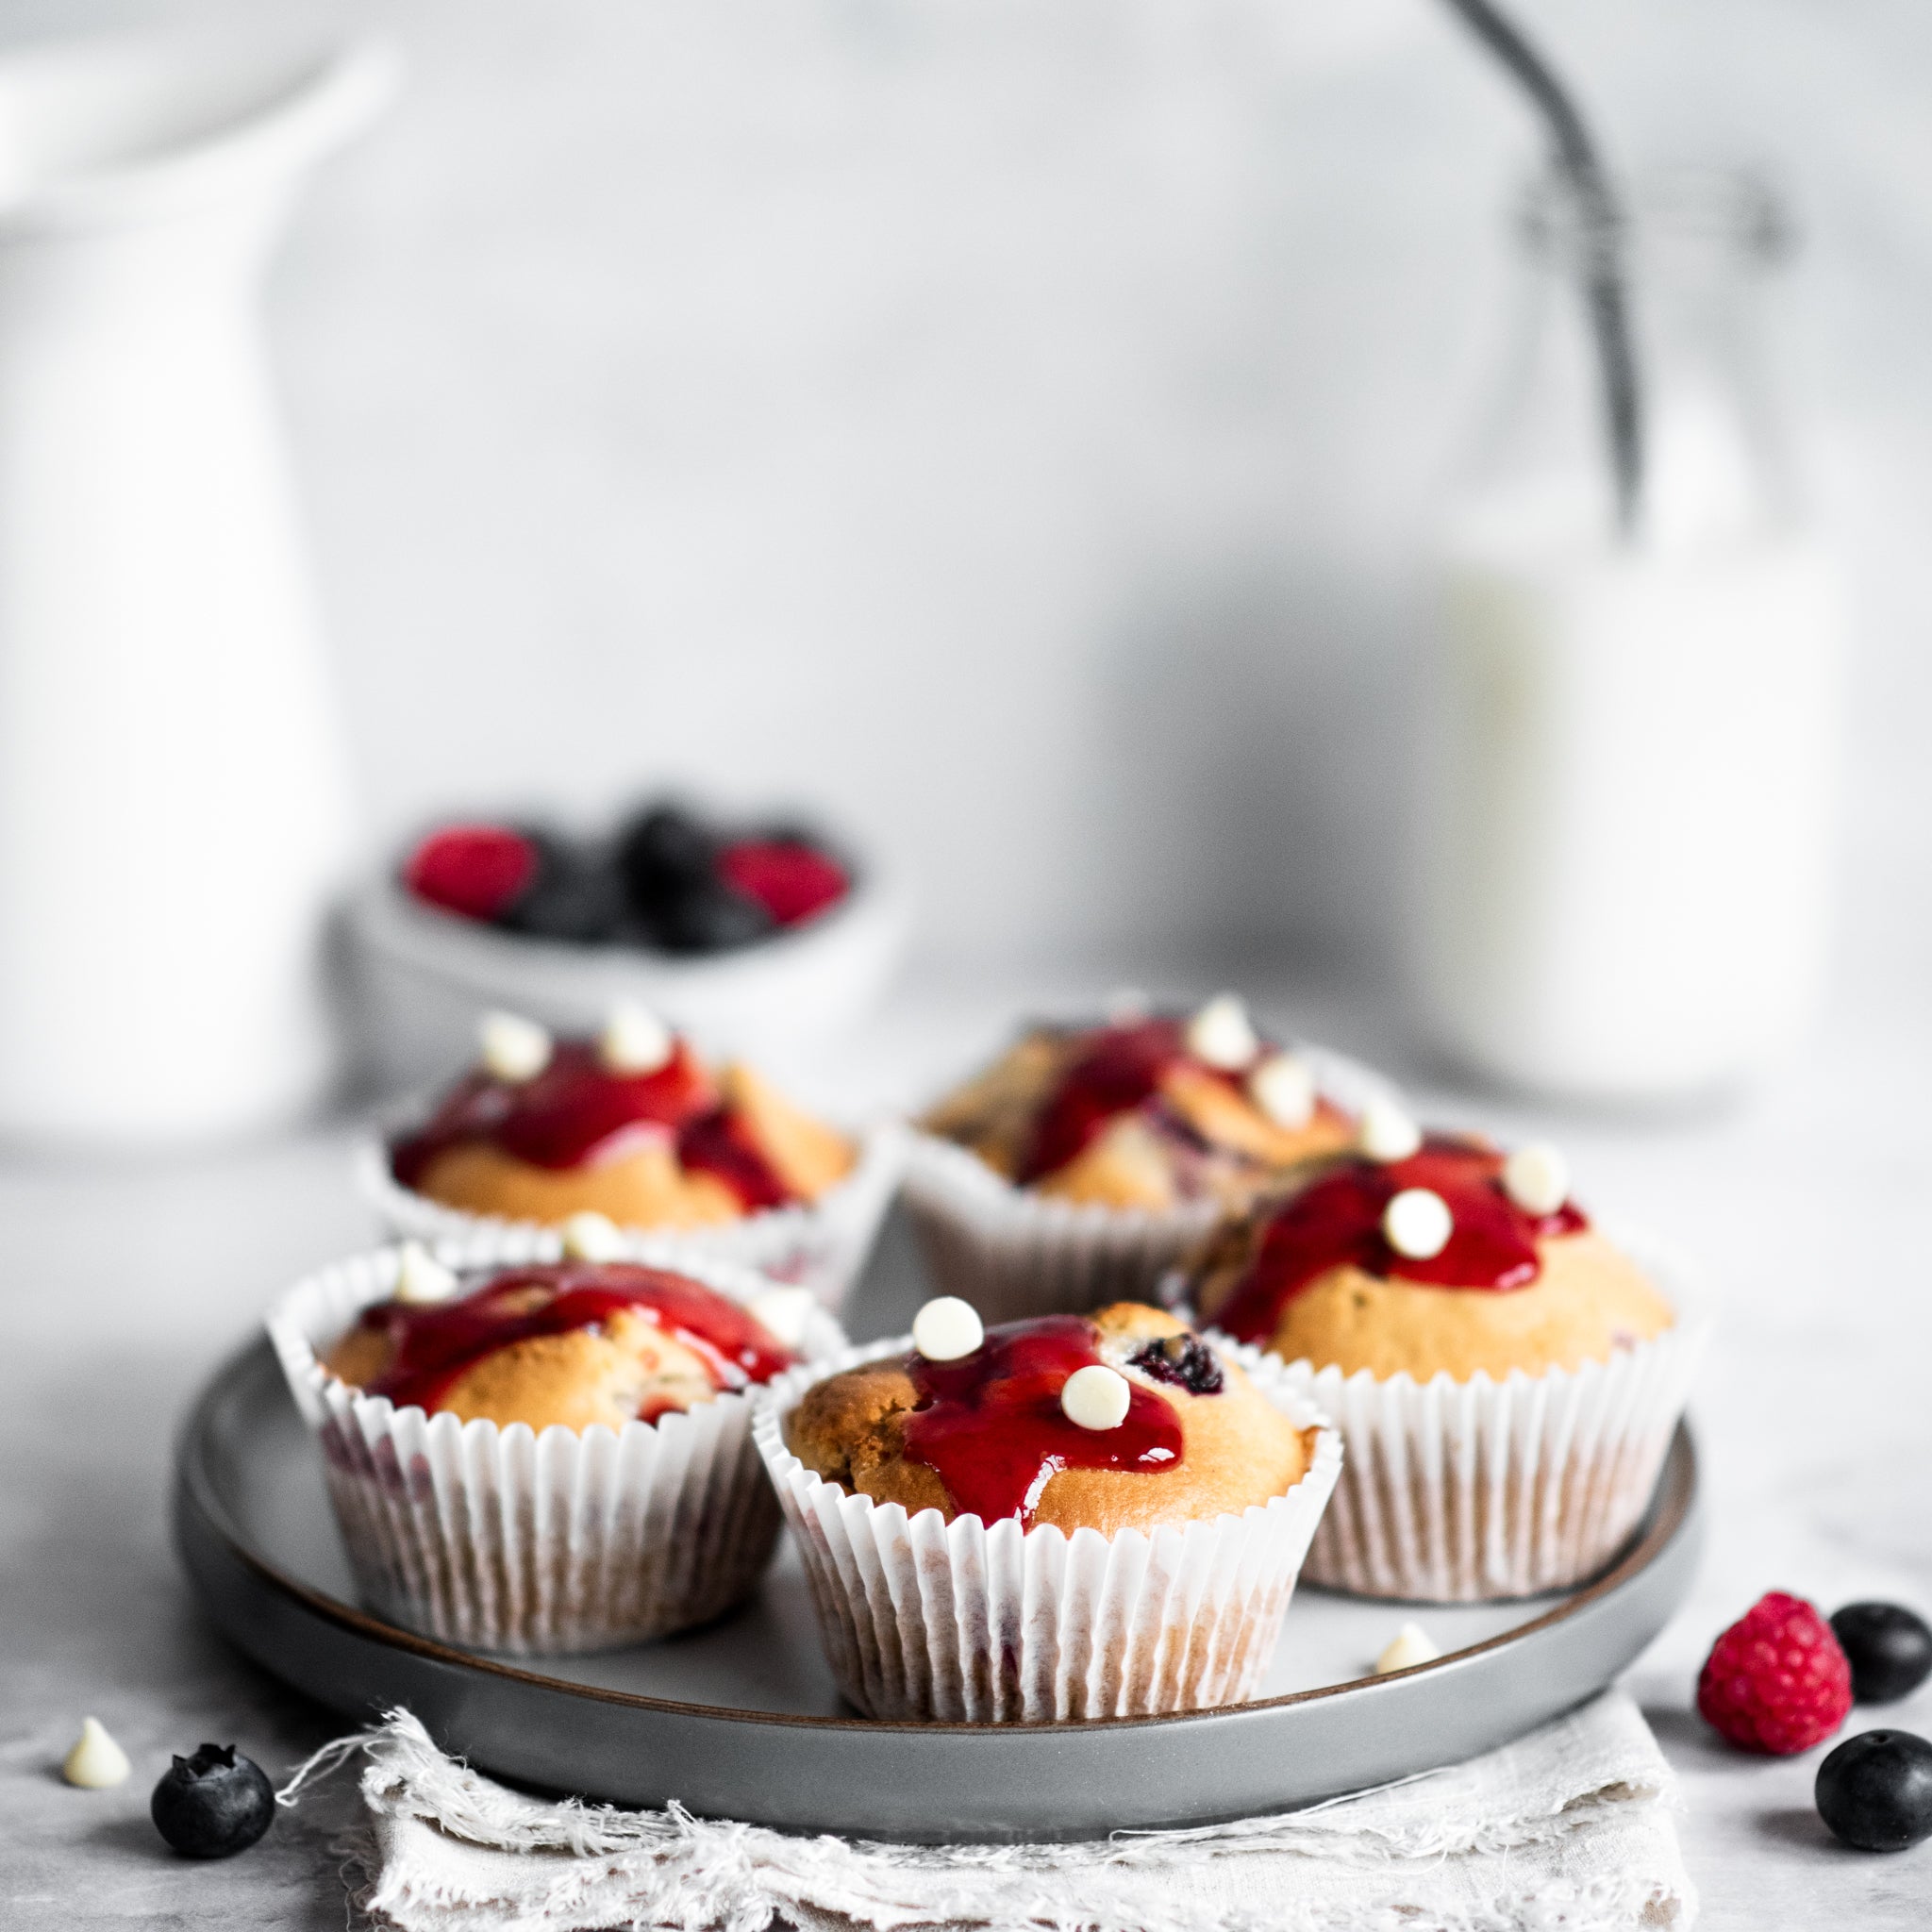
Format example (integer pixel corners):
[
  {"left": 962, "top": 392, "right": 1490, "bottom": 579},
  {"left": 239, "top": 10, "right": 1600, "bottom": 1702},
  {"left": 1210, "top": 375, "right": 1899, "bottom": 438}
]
[
  {"left": 1179, "top": 1124, "right": 1706, "bottom": 1600},
  {"left": 359, "top": 1006, "right": 901, "bottom": 1305},
  {"left": 756, "top": 1297, "right": 1341, "bottom": 1721},
  {"left": 269, "top": 1223, "right": 844, "bottom": 1653},
  {"left": 903, "top": 995, "right": 1375, "bottom": 1321}
]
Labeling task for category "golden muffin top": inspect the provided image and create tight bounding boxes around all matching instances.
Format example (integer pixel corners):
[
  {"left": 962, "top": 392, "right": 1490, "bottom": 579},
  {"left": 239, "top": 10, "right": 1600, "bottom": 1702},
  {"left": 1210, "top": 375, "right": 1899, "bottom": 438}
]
[
  {"left": 784, "top": 1301, "right": 1314, "bottom": 1537},
  {"left": 919, "top": 999, "right": 1355, "bottom": 1212},
  {"left": 1186, "top": 1133, "right": 1674, "bottom": 1381},
  {"left": 390, "top": 1008, "right": 854, "bottom": 1230},
  {"left": 323, "top": 1256, "right": 796, "bottom": 1435}
]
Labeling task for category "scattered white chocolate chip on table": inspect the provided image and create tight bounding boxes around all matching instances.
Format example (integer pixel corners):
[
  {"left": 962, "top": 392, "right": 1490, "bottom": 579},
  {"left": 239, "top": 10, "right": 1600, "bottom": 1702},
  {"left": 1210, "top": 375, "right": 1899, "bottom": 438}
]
[
  {"left": 1374, "top": 1622, "right": 1442, "bottom": 1675},
  {"left": 1383, "top": 1188, "right": 1453, "bottom": 1259},
  {"left": 560, "top": 1210, "right": 625, "bottom": 1263},
  {"left": 1061, "top": 1362, "right": 1132, "bottom": 1431},
  {"left": 599, "top": 1003, "right": 674, "bottom": 1075},
  {"left": 479, "top": 1009, "right": 553, "bottom": 1083},
  {"left": 393, "top": 1241, "right": 458, "bottom": 1306},
  {"left": 911, "top": 1296, "right": 984, "bottom": 1362},
  {"left": 1503, "top": 1141, "right": 1570, "bottom": 1217},
  {"left": 1249, "top": 1052, "right": 1317, "bottom": 1129},
  {"left": 1185, "top": 991, "right": 1260, "bottom": 1070},
  {"left": 747, "top": 1286, "right": 818, "bottom": 1350},
  {"left": 62, "top": 1718, "right": 130, "bottom": 1790},
  {"left": 1357, "top": 1100, "right": 1423, "bottom": 1163}
]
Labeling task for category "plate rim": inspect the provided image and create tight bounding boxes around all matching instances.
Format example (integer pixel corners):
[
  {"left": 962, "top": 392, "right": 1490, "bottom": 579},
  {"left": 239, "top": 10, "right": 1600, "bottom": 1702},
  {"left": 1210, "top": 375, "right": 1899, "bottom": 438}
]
[{"left": 177, "top": 1332, "right": 1700, "bottom": 1738}]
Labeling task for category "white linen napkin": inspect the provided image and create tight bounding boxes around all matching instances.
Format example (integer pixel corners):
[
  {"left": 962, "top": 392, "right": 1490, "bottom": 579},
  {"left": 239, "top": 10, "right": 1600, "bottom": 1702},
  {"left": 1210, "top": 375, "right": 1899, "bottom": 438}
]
[{"left": 316, "top": 1690, "right": 1692, "bottom": 1932}]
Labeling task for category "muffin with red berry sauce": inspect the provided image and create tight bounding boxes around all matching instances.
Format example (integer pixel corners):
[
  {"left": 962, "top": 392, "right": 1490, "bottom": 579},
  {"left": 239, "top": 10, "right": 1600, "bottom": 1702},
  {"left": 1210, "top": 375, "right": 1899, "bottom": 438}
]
[
  {"left": 359, "top": 1006, "right": 899, "bottom": 1306},
  {"left": 269, "top": 1220, "right": 844, "bottom": 1653},
  {"left": 1174, "top": 1107, "right": 1707, "bottom": 1601},
  {"left": 904, "top": 993, "right": 1378, "bottom": 1322},
  {"left": 756, "top": 1295, "right": 1341, "bottom": 1721}
]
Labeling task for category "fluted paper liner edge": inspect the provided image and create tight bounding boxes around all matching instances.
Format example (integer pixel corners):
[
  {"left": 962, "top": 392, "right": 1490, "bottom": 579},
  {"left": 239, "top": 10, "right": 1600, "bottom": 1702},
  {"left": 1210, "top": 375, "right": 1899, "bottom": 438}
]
[
  {"left": 266, "top": 1225, "right": 846, "bottom": 1655},
  {"left": 753, "top": 1335, "right": 1342, "bottom": 1722}
]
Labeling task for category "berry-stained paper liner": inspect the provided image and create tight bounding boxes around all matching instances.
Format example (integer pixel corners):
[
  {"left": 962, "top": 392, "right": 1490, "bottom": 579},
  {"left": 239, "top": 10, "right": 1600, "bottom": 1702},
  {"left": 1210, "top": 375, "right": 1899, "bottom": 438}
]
[
  {"left": 753, "top": 1336, "right": 1342, "bottom": 1722},
  {"left": 355, "top": 1118, "right": 907, "bottom": 1311},
  {"left": 267, "top": 1225, "right": 847, "bottom": 1656},
  {"left": 902, "top": 1045, "right": 1395, "bottom": 1324},
  {"left": 1193, "top": 1225, "right": 1710, "bottom": 1603}
]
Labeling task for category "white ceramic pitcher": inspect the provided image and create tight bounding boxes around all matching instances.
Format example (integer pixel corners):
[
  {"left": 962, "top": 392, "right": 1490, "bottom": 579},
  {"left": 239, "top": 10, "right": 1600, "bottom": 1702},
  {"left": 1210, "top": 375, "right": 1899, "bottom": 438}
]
[{"left": 0, "top": 34, "right": 394, "bottom": 1144}]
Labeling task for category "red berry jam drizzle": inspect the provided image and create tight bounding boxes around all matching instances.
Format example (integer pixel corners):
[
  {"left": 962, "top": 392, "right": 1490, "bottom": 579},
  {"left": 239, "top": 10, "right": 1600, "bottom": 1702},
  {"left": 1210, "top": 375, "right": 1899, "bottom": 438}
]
[
  {"left": 390, "top": 1039, "right": 794, "bottom": 1210},
  {"left": 1211, "top": 1137, "right": 1588, "bottom": 1344},
  {"left": 902, "top": 1314, "right": 1187, "bottom": 1527},
  {"left": 353, "top": 1261, "right": 793, "bottom": 1419},
  {"left": 1019, "top": 1016, "right": 1341, "bottom": 1184}
]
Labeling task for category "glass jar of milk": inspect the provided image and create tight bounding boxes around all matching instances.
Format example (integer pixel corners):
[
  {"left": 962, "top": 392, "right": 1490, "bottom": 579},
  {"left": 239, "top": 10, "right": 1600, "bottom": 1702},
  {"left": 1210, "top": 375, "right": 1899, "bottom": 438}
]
[{"left": 1411, "top": 168, "right": 1843, "bottom": 1102}]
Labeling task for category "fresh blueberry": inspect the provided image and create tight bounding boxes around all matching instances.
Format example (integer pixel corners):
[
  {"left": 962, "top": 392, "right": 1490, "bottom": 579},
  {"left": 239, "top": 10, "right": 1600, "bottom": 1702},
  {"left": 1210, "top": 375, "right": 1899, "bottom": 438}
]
[
  {"left": 1815, "top": 1729, "right": 1932, "bottom": 1852},
  {"left": 496, "top": 838, "right": 628, "bottom": 944},
  {"left": 1128, "top": 1334, "right": 1224, "bottom": 1395},
  {"left": 645, "top": 876, "right": 776, "bottom": 954},
  {"left": 616, "top": 804, "right": 718, "bottom": 914},
  {"left": 150, "top": 1743, "right": 275, "bottom": 1859},
  {"left": 1832, "top": 1603, "right": 1932, "bottom": 1705}
]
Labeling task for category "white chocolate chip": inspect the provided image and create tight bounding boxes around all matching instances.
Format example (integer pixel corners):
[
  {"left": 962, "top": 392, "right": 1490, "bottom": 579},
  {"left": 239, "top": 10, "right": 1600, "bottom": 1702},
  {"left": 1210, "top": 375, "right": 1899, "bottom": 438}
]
[
  {"left": 393, "top": 1241, "right": 458, "bottom": 1306},
  {"left": 1249, "top": 1052, "right": 1317, "bottom": 1129},
  {"left": 600, "top": 1004, "right": 674, "bottom": 1075},
  {"left": 747, "top": 1286, "right": 817, "bottom": 1350},
  {"left": 1357, "top": 1100, "right": 1422, "bottom": 1163},
  {"left": 1383, "top": 1188, "right": 1453, "bottom": 1259},
  {"left": 911, "top": 1296, "right": 984, "bottom": 1362},
  {"left": 1374, "top": 1622, "right": 1441, "bottom": 1675},
  {"left": 1503, "top": 1141, "right": 1570, "bottom": 1217},
  {"left": 1061, "top": 1362, "right": 1132, "bottom": 1430},
  {"left": 1185, "top": 991, "right": 1259, "bottom": 1070},
  {"left": 560, "top": 1210, "right": 625, "bottom": 1263},
  {"left": 62, "top": 1717, "right": 130, "bottom": 1789},
  {"left": 479, "top": 1009, "right": 552, "bottom": 1083}
]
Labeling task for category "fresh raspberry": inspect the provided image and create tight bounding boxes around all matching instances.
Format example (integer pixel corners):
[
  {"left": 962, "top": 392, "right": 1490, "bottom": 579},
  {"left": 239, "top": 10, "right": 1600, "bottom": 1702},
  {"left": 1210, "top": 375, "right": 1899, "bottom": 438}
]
[
  {"left": 1697, "top": 1591, "right": 1853, "bottom": 1754},
  {"left": 403, "top": 824, "right": 538, "bottom": 922},
  {"left": 716, "top": 840, "right": 848, "bottom": 926}
]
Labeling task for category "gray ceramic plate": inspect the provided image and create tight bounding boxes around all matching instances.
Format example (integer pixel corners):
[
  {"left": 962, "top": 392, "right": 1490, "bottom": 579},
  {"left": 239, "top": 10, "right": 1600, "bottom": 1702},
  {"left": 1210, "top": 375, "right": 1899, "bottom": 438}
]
[{"left": 173, "top": 1336, "right": 1700, "bottom": 1842}]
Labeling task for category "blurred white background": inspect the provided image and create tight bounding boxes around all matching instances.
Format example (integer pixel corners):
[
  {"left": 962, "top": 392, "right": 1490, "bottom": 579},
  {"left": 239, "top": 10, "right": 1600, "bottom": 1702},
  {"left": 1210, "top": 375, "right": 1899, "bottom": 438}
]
[{"left": 7, "top": 0, "right": 1927, "bottom": 994}]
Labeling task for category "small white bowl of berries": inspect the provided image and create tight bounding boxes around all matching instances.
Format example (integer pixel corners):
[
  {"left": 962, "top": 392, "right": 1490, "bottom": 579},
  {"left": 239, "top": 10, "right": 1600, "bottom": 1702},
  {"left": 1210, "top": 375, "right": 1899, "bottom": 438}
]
[{"left": 344, "top": 801, "right": 909, "bottom": 1094}]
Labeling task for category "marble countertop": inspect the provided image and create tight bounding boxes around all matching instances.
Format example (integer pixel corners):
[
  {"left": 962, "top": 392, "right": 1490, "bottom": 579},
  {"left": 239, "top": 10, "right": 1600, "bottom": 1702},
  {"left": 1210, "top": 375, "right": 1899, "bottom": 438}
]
[{"left": 5, "top": 971, "right": 1931, "bottom": 1929}]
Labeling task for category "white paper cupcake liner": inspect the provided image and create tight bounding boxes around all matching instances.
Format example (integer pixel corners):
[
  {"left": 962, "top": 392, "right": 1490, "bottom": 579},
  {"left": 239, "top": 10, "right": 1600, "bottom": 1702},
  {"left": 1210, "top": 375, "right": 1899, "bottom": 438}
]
[
  {"left": 1201, "top": 1225, "right": 1710, "bottom": 1603},
  {"left": 903, "top": 1044, "right": 1394, "bottom": 1324},
  {"left": 355, "top": 1117, "right": 907, "bottom": 1311},
  {"left": 267, "top": 1224, "right": 848, "bottom": 1655},
  {"left": 754, "top": 1336, "right": 1342, "bottom": 1722}
]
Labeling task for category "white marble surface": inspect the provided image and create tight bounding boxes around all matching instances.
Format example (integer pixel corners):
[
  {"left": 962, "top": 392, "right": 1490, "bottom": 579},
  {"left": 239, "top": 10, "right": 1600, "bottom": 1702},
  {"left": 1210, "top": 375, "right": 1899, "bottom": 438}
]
[{"left": 4, "top": 968, "right": 1931, "bottom": 1927}]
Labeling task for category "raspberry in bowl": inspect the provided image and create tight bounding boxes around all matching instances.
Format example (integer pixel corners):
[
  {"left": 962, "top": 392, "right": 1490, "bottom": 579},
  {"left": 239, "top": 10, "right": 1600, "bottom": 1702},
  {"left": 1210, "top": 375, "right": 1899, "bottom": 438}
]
[{"left": 359, "top": 1007, "right": 903, "bottom": 1307}]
